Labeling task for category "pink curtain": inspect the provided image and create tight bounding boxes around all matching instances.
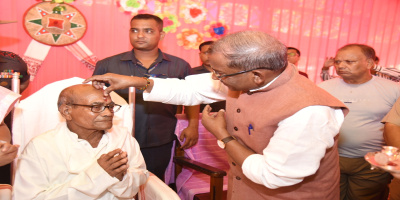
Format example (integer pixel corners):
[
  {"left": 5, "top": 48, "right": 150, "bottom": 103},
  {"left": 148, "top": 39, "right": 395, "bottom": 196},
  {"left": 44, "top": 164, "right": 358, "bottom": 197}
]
[{"left": 1, "top": 0, "right": 400, "bottom": 99}]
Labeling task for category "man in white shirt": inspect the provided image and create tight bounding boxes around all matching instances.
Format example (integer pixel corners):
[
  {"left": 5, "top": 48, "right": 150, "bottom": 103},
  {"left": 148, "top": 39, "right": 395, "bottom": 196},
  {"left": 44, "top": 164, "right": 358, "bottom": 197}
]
[
  {"left": 13, "top": 84, "right": 148, "bottom": 199},
  {"left": 86, "top": 30, "right": 347, "bottom": 199}
]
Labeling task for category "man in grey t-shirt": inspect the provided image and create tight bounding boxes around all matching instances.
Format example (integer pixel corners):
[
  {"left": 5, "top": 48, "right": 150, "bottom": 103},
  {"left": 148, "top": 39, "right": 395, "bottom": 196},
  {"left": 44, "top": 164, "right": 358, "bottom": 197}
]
[{"left": 319, "top": 44, "right": 400, "bottom": 200}]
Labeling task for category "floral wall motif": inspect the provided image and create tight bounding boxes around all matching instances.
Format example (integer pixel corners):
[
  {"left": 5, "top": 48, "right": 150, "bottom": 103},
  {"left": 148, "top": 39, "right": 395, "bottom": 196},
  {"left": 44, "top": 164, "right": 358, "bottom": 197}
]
[{"left": 1, "top": 0, "right": 400, "bottom": 98}]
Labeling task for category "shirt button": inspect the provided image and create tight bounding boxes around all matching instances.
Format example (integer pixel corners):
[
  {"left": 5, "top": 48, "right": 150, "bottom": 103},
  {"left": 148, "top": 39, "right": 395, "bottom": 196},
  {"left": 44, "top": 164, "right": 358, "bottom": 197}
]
[
  {"left": 237, "top": 108, "right": 241, "bottom": 113},
  {"left": 236, "top": 176, "right": 241, "bottom": 180},
  {"left": 232, "top": 162, "right": 236, "bottom": 166},
  {"left": 234, "top": 127, "right": 238, "bottom": 131}
]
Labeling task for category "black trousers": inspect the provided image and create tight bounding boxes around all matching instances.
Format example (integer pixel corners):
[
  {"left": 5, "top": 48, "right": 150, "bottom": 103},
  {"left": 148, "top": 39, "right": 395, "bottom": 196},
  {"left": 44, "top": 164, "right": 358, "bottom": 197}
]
[{"left": 140, "top": 141, "right": 174, "bottom": 181}]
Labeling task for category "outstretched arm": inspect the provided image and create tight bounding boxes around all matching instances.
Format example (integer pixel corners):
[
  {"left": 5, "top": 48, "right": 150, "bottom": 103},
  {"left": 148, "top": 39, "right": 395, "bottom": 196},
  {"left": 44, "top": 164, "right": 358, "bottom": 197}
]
[
  {"left": 84, "top": 73, "right": 154, "bottom": 96},
  {"left": 85, "top": 73, "right": 228, "bottom": 106}
]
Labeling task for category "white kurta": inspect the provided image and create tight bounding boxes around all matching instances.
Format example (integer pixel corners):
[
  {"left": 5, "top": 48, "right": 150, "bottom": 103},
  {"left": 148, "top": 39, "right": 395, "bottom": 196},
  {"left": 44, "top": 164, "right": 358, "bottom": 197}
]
[{"left": 13, "top": 122, "right": 148, "bottom": 200}]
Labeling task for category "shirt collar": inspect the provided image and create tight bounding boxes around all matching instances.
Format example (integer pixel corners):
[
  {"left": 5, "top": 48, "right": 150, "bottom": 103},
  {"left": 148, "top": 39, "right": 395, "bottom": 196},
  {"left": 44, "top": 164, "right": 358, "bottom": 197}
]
[
  {"left": 249, "top": 73, "right": 281, "bottom": 93},
  {"left": 120, "top": 49, "right": 171, "bottom": 63}
]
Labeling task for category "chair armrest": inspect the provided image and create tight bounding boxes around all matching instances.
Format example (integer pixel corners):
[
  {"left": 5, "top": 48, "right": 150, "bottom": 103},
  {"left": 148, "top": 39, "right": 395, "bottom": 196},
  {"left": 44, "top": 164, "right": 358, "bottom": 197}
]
[{"left": 173, "top": 156, "right": 227, "bottom": 178}]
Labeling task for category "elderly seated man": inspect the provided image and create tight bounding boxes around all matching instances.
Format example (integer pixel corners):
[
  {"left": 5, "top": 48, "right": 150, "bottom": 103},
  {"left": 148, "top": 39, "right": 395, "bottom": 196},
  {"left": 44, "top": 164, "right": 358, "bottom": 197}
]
[{"left": 13, "top": 84, "right": 148, "bottom": 199}]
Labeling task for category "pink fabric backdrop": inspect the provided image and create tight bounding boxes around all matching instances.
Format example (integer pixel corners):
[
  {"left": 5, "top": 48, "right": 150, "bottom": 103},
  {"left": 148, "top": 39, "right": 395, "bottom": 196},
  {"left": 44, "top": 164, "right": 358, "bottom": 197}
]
[{"left": 1, "top": 0, "right": 400, "bottom": 99}]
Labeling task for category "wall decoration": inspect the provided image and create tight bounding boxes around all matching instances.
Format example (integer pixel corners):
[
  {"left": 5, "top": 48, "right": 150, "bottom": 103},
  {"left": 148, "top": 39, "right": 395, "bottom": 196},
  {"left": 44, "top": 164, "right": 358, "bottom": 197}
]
[
  {"left": 23, "top": 2, "right": 86, "bottom": 46},
  {"left": 176, "top": 28, "right": 203, "bottom": 50},
  {"left": 36, "top": 0, "right": 76, "bottom": 2},
  {"left": 22, "top": 2, "right": 97, "bottom": 80},
  {"left": 157, "top": 12, "right": 180, "bottom": 33},
  {"left": 204, "top": 21, "right": 229, "bottom": 39},
  {"left": 179, "top": 1, "right": 207, "bottom": 24},
  {"left": 154, "top": 0, "right": 177, "bottom": 6},
  {"left": 116, "top": 0, "right": 147, "bottom": 15}
]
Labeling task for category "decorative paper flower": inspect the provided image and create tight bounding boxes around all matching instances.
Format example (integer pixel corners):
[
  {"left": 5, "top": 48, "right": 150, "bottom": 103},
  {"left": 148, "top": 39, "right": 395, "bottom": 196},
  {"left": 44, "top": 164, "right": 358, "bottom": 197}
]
[
  {"left": 155, "top": 0, "right": 177, "bottom": 6},
  {"left": 180, "top": 2, "right": 207, "bottom": 24},
  {"left": 157, "top": 13, "right": 180, "bottom": 33},
  {"left": 204, "top": 21, "right": 229, "bottom": 39},
  {"left": 116, "top": 0, "right": 147, "bottom": 15},
  {"left": 176, "top": 29, "right": 203, "bottom": 50}
]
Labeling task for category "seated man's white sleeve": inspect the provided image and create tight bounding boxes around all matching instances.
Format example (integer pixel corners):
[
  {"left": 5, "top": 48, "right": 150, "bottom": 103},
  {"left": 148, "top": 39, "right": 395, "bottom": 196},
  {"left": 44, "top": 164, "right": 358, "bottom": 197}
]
[
  {"left": 14, "top": 142, "right": 121, "bottom": 199},
  {"left": 107, "top": 135, "right": 148, "bottom": 197},
  {"left": 143, "top": 73, "right": 228, "bottom": 106},
  {"left": 242, "top": 106, "right": 344, "bottom": 189}
]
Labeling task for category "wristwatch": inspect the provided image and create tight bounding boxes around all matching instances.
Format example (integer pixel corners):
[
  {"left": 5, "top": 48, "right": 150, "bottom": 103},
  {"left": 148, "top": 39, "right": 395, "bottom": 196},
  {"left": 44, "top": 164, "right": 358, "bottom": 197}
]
[{"left": 217, "top": 136, "right": 236, "bottom": 149}]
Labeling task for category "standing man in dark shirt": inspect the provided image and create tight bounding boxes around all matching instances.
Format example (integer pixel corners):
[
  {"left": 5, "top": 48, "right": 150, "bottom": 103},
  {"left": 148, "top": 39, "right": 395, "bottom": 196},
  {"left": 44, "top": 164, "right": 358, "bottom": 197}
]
[
  {"left": 93, "top": 14, "right": 199, "bottom": 180},
  {"left": 191, "top": 41, "right": 225, "bottom": 112}
]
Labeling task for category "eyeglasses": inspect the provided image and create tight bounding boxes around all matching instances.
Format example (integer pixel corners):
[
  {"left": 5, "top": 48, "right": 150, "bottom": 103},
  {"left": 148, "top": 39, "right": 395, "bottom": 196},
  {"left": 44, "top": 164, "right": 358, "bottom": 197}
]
[
  {"left": 70, "top": 103, "right": 122, "bottom": 113},
  {"left": 212, "top": 68, "right": 267, "bottom": 80}
]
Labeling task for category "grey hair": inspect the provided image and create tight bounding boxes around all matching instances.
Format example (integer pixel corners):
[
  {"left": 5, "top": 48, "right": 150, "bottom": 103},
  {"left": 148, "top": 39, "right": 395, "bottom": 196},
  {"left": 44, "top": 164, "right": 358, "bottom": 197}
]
[{"left": 210, "top": 30, "right": 288, "bottom": 71}]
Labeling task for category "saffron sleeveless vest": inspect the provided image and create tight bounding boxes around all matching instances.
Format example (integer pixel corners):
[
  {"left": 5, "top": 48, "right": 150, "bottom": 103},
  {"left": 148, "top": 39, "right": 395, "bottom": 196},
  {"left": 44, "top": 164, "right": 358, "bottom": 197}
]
[{"left": 225, "top": 65, "right": 348, "bottom": 200}]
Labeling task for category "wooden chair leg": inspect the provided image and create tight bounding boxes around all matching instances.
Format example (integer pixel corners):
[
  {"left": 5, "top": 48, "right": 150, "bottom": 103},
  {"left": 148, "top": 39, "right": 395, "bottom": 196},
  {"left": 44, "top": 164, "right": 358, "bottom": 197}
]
[{"left": 210, "top": 177, "right": 224, "bottom": 200}]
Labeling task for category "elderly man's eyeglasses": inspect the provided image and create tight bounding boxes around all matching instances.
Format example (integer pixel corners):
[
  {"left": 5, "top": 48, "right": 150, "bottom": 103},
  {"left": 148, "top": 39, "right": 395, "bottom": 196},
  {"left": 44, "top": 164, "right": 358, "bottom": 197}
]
[
  {"left": 212, "top": 68, "right": 267, "bottom": 80},
  {"left": 70, "top": 103, "right": 122, "bottom": 113}
]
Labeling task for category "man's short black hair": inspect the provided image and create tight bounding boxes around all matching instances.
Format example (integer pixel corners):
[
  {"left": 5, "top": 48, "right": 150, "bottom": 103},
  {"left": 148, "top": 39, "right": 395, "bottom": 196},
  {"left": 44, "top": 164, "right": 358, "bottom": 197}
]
[
  {"left": 199, "top": 41, "right": 214, "bottom": 51},
  {"left": 131, "top": 14, "right": 163, "bottom": 31},
  {"left": 287, "top": 47, "right": 301, "bottom": 56}
]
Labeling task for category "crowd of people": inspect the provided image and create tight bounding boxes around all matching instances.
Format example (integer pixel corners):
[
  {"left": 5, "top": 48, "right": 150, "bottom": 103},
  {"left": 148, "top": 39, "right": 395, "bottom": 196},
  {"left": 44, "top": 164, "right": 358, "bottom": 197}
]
[{"left": 1, "top": 13, "right": 400, "bottom": 200}]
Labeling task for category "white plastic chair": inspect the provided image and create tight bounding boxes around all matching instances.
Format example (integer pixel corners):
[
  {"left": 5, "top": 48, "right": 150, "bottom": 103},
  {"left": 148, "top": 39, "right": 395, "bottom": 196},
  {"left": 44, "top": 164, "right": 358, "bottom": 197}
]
[{"left": 0, "top": 184, "right": 12, "bottom": 200}]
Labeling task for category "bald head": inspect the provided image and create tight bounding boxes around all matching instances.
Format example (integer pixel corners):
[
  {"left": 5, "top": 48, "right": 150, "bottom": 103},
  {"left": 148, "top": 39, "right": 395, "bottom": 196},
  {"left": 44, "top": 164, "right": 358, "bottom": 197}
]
[{"left": 58, "top": 84, "right": 104, "bottom": 108}]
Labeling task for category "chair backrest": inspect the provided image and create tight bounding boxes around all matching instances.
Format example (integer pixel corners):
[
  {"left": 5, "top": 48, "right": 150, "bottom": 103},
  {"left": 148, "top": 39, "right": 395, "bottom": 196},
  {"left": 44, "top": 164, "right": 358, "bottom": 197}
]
[
  {"left": 12, "top": 77, "right": 133, "bottom": 156},
  {"left": 0, "top": 184, "right": 12, "bottom": 200},
  {"left": 173, "top": 114, "right": 229, "bottom": 200},
  {"left": 0, "top": 86, "right": 20, "bottom": 123}
]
